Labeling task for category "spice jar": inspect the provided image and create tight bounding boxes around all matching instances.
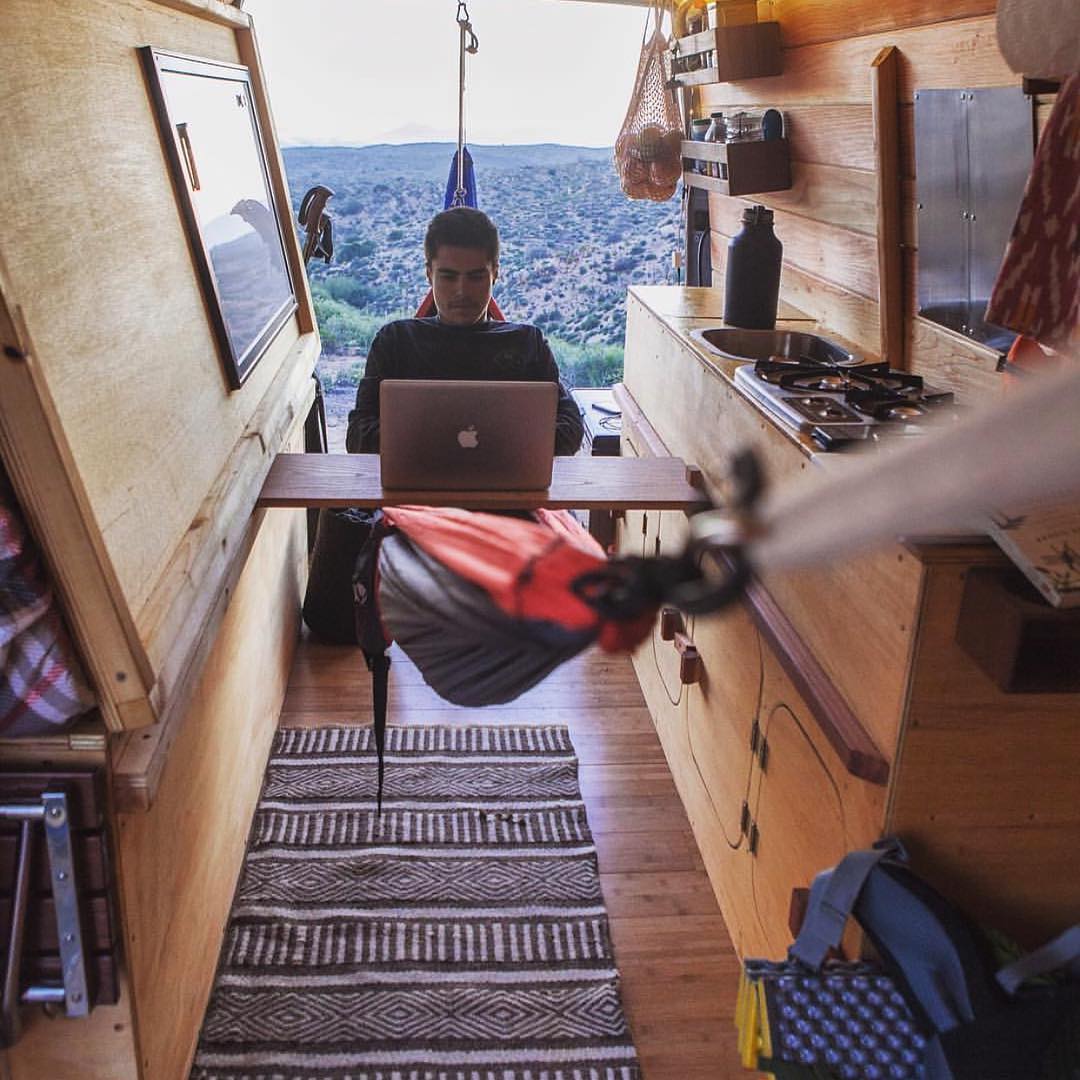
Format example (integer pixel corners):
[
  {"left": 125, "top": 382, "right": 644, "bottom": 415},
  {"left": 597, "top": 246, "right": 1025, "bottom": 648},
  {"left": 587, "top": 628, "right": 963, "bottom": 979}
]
[
  {"left": 689, "top": 117, "right": 711, "bottom": 173},
  {"left": 704, "top": 112, "right": 726, "bottom": 178}
]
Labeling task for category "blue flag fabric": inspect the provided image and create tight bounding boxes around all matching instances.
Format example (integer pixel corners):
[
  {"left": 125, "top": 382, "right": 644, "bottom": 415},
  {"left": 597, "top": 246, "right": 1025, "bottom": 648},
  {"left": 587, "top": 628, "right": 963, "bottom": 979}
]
[{"left": 443, "top": 147, "right": 478, "bottom": 208}]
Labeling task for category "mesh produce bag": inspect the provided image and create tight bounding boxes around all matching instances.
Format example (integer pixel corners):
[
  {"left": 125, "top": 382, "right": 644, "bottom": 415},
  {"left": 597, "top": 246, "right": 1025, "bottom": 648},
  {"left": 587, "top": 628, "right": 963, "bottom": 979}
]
[{"left": 614, "top": 2, "right": 684, "bottom": 201}]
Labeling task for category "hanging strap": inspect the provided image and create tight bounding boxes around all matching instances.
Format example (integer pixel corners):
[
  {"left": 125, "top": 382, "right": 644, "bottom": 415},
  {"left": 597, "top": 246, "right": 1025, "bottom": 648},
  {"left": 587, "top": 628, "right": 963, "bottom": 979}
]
[
  {"left": 789, "top": 837, "right": 907, "bottom": 968},
  {"left": 452, "top": 0, "right": 479, "bottom": 207},
  {"left": 997, "top": 924, "right": 1080, "bottom": 995},
  {"left": 365, "top": 651, "right": 391, "bottom": 814}
]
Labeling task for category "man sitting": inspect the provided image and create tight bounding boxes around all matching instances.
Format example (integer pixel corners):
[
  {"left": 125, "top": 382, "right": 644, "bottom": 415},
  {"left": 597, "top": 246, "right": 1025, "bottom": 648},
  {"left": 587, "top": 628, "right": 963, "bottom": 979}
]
[{"left": 346, "top": 207, "right": 584, "bottom": 456}]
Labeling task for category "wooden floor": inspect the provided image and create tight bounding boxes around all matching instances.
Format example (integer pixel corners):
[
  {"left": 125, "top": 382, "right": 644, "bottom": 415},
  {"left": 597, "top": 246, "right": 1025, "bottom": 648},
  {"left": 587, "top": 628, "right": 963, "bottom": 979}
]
[{"left": 279, "top": 635, "right": 748, "bottom": 1079}]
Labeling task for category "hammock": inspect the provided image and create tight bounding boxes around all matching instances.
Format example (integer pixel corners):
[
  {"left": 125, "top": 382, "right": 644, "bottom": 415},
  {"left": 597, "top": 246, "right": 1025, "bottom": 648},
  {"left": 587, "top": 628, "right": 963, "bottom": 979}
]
[{"left": 351, "top": 502, "right": 744, "bottom": 810}]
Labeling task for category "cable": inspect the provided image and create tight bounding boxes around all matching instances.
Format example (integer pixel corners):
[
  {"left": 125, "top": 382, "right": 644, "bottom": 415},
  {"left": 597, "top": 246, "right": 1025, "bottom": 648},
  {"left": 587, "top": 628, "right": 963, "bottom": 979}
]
[{"left": 685, "top": 623, "right": 764, "bottom": 850}]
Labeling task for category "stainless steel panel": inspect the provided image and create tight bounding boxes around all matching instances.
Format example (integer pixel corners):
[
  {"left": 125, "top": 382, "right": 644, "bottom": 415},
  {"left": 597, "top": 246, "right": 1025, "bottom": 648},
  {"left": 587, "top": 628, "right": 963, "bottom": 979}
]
[
  {"left": 915, "top": 87, "right": 1033, "bottom": 352},
  {"left": 969, "top": 87, "right": 1034, "bottom": 348},
  {"left": 915, "top": 90, "right": 969, "bottom": 336}
]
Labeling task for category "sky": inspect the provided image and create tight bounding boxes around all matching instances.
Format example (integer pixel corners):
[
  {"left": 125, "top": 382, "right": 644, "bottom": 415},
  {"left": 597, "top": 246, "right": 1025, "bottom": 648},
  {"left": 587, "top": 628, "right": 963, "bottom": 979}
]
[{"left": 244, "top": 0, "right": 654, "bottom": 147}]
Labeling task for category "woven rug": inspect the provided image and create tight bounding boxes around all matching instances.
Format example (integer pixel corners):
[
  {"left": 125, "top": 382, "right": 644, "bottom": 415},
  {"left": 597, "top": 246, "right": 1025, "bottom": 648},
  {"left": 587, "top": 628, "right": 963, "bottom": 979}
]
[{"left": 190, "top": 725, "right": 641, "bottom": 1080}]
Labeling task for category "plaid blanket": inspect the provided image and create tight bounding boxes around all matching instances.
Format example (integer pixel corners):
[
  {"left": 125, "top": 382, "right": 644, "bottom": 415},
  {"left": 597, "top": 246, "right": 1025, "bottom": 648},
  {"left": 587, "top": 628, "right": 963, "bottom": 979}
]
[{"left": 0, "top": 467, "right": 95, "bottom": 736}]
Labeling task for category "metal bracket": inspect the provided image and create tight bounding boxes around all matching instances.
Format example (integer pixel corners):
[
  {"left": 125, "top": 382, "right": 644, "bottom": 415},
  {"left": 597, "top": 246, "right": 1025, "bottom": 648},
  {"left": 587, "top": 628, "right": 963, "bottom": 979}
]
[{"left": 0, "top": 791, "right": 89, "bottom": 1048}]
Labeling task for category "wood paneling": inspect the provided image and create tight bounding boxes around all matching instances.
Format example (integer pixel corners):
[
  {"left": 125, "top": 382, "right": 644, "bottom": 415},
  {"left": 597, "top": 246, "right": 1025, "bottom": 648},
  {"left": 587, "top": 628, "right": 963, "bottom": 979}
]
[
  {"left": 907, "top": 315, "right": 1005, "bottom": 398},
  {"left": 697, "top": 104, "right": 876, "bottom": 171},
  {"left": 115, "top": 501, "right": 306, "bottom": 1080},
  {"left": 767, "top": 0, "right": 995, "bottom": 49},
  {"left": 0, "top": 0, "right": 320, "bottom": 738},
  {"left": 1, "top": 970, "right": 139, "bottom": 1080},
  {"left": 889, "top": 560, "right": 1080, "bottom": 945},
  {"left": 727, "top": 162, "right": 879, "bottom": 236},
  {"left": 709, "top": 195, "right": 879, "bottom": 300},
  {"left": 697, "top": 17, "right": 1013, "bottom": 107},
  {"left": 0, "top": 269, "right": 155, "bottom": 731}
]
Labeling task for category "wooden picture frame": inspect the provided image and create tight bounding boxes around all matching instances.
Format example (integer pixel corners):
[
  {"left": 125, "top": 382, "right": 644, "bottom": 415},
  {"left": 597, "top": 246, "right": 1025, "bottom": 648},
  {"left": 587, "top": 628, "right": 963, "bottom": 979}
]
[{"left": 140, "top": 47, "right": 297, "bottom": 389}]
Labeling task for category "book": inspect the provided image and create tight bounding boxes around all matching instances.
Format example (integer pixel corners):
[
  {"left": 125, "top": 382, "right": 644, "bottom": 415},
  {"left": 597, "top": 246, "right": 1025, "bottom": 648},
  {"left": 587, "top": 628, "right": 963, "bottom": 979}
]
[{"left": 986, "top": 500, "right": 1080, "bottom": 608}]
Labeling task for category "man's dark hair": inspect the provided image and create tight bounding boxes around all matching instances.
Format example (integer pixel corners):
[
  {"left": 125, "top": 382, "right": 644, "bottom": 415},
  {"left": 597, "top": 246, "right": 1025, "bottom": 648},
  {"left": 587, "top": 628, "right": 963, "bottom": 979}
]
[{"left": 424, "top": 207, "right": 500, "bottom": 267}]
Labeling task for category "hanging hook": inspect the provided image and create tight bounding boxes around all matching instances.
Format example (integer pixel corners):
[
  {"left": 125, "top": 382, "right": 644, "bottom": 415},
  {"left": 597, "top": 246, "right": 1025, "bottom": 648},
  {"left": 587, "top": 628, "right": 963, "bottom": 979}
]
[{"left": 456, "top": 0, "right": 479, "bottom": 52}]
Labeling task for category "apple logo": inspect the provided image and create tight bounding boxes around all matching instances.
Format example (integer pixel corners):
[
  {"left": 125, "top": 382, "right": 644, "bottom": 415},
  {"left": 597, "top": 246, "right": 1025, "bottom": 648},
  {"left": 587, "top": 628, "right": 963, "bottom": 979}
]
[{"left": 457, "top": 425, "right": 479, "bottom": 449}]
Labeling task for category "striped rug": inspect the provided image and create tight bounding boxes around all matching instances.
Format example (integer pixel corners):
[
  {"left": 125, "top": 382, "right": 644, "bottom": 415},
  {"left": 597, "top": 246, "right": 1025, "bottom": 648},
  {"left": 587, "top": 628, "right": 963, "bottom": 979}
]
[{"left": 190, "top": 725, "right": 641, "bottom": 1080}]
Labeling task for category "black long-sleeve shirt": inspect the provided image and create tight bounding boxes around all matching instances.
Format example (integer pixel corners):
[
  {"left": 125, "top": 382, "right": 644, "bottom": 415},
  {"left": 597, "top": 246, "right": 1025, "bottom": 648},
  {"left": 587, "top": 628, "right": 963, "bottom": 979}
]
[{"left": 345, "top": 317, "right": 584, "bottom": 456}]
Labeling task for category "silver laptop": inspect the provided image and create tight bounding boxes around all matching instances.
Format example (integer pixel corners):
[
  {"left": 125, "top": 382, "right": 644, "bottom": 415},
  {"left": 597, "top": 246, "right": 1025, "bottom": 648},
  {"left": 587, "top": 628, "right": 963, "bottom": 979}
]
[{"left": 379, "top": 379, "right": 559, "bottom": 491}]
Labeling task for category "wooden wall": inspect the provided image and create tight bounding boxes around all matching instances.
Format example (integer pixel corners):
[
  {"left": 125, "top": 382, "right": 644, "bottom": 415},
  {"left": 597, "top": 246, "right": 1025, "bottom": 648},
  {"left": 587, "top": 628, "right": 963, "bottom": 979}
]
[
  {"left": 700, "top": 0, "right": 1045, "bottom": 399},
  {"left": 114, "top": 499, "right": 306, "bottom": 1080},
  {"left": 0, "top": 0, "right": 317, "bottom": 732}
]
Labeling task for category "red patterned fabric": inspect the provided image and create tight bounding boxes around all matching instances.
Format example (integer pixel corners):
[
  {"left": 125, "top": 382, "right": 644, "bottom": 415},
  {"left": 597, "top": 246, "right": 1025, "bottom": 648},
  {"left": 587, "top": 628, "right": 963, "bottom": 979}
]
[
  {"left": 987, "top": 75, "right": 1080, "bottom": 351},
  {"left": 0, "top": 468, "right": 95, "bottom": 735}
]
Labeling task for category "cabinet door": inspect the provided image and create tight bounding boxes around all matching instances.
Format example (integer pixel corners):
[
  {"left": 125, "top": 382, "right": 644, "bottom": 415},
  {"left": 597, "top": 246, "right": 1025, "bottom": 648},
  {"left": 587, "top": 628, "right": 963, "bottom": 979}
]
[
  {"left": 680, "top": 602, "right": 764, "bottom": 952},
  {"left": 745, "top": 648, "right": 885, "bottom": 959},
  {"left": 629, "top": 510, "right": 693, "bottom": 740},
  {"left": 686, "top": 604, "right": 762, "bottom": 850}
]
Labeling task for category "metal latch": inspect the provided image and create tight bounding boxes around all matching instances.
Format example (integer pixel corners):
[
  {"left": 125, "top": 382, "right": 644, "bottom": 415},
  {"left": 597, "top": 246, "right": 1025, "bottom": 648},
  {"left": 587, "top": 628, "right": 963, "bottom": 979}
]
[{"left": 1, "top": 791, "right": 89, "bottom": 1048}]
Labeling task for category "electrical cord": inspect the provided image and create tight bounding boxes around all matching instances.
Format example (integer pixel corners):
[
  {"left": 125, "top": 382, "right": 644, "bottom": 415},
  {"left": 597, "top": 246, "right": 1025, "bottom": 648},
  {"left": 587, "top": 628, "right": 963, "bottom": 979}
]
[
  {"left": 643, "top": 514, "right": 684, "bottom": 707},
  {"left": 685, "top": 625, "right": 764, "bottom": 850}
]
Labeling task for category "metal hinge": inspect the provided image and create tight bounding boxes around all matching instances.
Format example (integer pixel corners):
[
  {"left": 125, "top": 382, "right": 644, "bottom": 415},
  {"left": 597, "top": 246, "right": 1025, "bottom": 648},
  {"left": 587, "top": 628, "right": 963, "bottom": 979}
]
[
  {"left": 0, "top": 792, "right": 89, "bottom": 1048},
  {"left": 740, "top": 799, "right": 761, "bottom": 855},
  {"left": 749, "top": 720, "right": 769, "bottom": 772}
]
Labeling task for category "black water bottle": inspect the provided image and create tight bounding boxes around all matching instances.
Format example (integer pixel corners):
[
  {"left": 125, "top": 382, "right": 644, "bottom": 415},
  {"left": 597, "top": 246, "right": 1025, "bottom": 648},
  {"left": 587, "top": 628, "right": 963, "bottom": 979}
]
[{"left": 723, "top": 205, "right": 783, "bottom": 329}]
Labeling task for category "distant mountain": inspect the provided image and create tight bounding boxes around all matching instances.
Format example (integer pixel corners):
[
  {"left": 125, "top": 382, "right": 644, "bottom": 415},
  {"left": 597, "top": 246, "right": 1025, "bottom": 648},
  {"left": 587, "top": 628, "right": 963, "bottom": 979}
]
[{"left": 281, "top": 141, "right": 680, "bottom": 351}]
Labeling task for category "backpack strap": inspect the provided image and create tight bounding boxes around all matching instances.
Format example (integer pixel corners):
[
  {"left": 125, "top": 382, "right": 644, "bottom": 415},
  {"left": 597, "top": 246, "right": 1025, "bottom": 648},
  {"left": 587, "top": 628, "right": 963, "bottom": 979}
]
[
  {"left": 997, "top": 924, "right": 1080, "bottom": 995},
  {"left": 789, "top": 837, "right": 906, "bottom": 968},
  {"left": 365, "top": 651, "right": 391, "bottom": 814}
]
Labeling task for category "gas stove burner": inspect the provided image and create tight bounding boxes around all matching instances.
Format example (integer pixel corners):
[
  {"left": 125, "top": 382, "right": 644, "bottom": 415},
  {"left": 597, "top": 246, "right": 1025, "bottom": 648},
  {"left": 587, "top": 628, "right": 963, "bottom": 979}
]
[
  {"left": 793, "top": 372, "right": 851, "bottom": 392},
  {"left": 883, "top": 402, "right": 928, "bottom": 422},
  {"left": 753, "top": 358, "right": 830, "bottom": 385},
  {"left": 845, "top": 384, "right": 951, "bottom": 421},
  {"left": 733, "top": 359, "right": 959, "bottom": 450},
  {"left": 778, "top": 362, "right": 925, "bottom": 396},
  {"left": 788, "top": 395, "right": 864, "bottom": 424}
]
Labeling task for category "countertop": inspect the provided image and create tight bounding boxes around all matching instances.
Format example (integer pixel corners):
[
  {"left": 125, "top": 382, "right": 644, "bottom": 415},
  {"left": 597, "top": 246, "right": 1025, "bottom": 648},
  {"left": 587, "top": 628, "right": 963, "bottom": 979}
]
[
  {"left": 625, "top": 285, "right": 988, "bottom": 547},
  {"left": 627, "top": 285, "right": 870, "bottom": 461}
]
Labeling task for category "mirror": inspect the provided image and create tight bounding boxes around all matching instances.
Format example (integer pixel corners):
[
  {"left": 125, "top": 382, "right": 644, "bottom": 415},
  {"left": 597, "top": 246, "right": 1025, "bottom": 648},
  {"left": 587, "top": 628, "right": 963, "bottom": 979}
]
[{"left": 141, "top": 47, "right": 296, "bottom": 389}]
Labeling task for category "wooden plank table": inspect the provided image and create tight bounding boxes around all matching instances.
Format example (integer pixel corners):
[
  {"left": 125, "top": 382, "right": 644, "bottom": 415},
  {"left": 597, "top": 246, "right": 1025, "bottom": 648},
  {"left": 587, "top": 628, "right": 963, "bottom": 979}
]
[{"left": 257, "top": 453, "right": 708, "bottom": 512}]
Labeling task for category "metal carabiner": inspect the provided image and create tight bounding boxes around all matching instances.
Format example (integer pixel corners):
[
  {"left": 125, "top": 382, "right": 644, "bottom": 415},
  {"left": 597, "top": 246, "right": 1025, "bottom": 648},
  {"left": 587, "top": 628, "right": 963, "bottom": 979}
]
[{"left": 456, "top": 1, "right": 479, "bottom": 52}]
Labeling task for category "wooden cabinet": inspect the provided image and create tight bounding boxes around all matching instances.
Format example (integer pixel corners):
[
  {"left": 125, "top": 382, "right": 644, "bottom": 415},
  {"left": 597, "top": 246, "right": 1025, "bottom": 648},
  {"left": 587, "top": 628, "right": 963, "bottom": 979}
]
[{"left": 619, "top": 287, "right": 1080, "bottom": 957}]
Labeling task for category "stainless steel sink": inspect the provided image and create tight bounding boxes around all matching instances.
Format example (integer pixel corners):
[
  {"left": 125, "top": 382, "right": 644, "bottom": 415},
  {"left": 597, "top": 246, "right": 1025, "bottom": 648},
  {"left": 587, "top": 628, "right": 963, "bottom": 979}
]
[{"left": 689, "top": 328, "right": 859, "bottom": 366}]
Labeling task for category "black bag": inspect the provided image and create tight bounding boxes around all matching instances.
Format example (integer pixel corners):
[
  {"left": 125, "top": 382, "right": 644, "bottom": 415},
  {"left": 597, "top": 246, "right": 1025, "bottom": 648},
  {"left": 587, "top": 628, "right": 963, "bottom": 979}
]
[{"left": 302, "top": 507, "right": 384, "bottom": 645}]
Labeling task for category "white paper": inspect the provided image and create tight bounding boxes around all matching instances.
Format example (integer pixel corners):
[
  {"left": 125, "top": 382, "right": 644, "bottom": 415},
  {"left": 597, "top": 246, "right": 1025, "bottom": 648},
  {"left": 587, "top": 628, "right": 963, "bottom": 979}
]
[{"left": 997, "top": 0, "right": 1080, "bottom": 79}]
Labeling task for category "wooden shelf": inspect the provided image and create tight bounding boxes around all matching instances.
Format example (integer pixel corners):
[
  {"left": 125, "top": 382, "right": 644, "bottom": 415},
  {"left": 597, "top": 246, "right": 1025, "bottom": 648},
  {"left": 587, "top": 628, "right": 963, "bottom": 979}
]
[
  {"left": 256, "top": 452, "right": 709, "bottom": 513},
  {"left": 667, "top": 21, "right": 782, "bottom": 87},
  {"left": 681, "top": 137, "right": 792, "bottom": 196}
]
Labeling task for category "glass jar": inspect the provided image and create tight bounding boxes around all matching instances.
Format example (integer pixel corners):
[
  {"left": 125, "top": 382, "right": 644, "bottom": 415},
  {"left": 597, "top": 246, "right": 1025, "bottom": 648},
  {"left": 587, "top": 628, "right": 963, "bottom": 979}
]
[
  {"left": 689, "top": 117, "right": 711, "bottom": 173},
  {"left": 704, "top": 112, "right": 726, "bottom": 178}
]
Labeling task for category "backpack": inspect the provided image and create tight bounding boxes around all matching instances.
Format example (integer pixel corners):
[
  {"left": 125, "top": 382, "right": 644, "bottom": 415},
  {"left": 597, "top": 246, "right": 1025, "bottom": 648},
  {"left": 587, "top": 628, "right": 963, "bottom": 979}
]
[{"left": 741, "top": 838, "right": 1080, "bottom": 1079}]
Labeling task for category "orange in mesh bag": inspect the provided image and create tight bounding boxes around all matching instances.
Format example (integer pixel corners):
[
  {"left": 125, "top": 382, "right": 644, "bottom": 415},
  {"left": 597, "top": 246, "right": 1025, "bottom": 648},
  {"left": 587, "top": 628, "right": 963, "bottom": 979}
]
[{"left": 614, "top": 1, "right": 684, "bottom": 201}]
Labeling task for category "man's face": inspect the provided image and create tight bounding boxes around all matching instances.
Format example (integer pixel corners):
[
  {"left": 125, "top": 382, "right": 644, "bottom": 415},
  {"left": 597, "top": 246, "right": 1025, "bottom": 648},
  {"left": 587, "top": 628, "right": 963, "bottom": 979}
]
[{"left": 426, "top": 244, "right": 497, "bottom": 326}]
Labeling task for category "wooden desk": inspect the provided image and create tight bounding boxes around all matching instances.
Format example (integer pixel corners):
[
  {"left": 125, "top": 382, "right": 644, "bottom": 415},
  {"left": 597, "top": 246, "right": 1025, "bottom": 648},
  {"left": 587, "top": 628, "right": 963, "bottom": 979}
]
[{"left": 256, "top": 453, "right": 708, "bottom": 511}]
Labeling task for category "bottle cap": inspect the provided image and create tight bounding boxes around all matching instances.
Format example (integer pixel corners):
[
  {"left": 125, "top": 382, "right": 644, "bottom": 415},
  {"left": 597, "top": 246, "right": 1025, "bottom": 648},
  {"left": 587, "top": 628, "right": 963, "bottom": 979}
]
[{"left": 742, "top": 204, "right": 774, "bottom": 225}]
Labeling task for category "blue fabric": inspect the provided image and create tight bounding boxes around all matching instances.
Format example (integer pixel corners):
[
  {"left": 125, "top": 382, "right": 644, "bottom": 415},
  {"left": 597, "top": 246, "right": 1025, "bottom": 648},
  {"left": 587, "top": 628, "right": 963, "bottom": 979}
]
[{"left": 443, "top": 146, "right": 477, "bottom": 208}]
